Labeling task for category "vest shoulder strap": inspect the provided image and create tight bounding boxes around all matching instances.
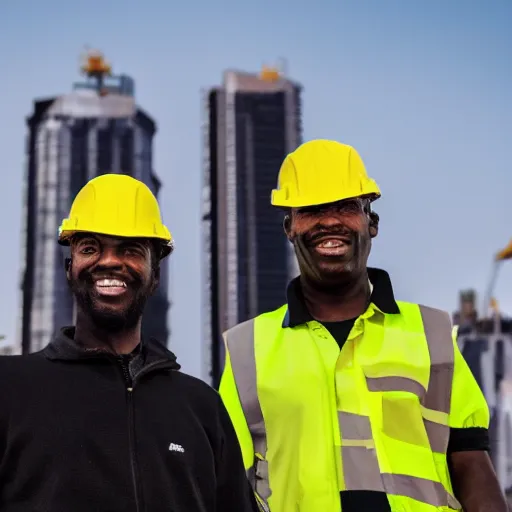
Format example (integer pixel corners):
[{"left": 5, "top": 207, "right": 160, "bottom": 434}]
[
  {"left": 224, "top": 318, "right": 265, "bottom": 431},
  {"left": 224, "top": 318, "right": 271, "bottom": 504},
  {"left": 417, "top": 304, "right": 455, "bottom": 415}
]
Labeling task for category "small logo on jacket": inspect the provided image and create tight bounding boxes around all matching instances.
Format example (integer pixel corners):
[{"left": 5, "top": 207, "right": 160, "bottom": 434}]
[{"left": 169, "top": 443, "right": 185, "bottom": 453}]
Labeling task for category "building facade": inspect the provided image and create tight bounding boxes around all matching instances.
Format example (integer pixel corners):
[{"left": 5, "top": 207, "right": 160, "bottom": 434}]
[
  {"left": 201, "top": 68, "right": 302, "bottom": 386},
  {"left": 18, "top": 74, "right": 170, "bottom": 354}
]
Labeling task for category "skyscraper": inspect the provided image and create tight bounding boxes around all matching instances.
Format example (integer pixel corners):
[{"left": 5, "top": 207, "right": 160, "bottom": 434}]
[
  {"left": 18, "top": 51, "right": 170, "bottom": 354},
  {"left": 201, "top": 66, "right": 302, "bottom": 386}
]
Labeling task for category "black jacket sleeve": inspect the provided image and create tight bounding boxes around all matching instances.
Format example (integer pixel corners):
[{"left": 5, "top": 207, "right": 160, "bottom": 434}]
[{"left": 215, "top": 395, "right": 260, "bottom": 512}]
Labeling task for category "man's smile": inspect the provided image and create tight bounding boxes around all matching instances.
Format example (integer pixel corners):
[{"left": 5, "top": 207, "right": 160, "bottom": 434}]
[
  {"left": 314, "top": 238, "right": 351, "bottom": 257},
  {"left": 308, "top": 233, "right": 352, "bottom": 257},
  {"left": 94, "top": 278, "right": 128, "bottom": 297}
]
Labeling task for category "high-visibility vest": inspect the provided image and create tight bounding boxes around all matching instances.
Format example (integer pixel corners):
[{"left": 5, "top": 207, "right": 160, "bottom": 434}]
[{"left": 219, "top": 301, "right": 472, "bottom": 512}]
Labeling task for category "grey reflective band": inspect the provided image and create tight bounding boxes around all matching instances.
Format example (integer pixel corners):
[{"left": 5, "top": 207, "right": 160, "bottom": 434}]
[
  {"left": 424, "top": 419, "right": 451, "bottom": 454},
  {"left": 419, "top": 305, "right": 454, "bottom": 416},
  {"left": 255, "top": 491, "right": 271, "bottom": 512},
  {"left": 338, "top": 411, "right": 385, "bottom": 492},
  {"left": 420, "top": 305, "right": 455, "bottom": 456},
  {"left": 223, "top": 319, "right": 271, "bottom": 502},
  {"left": 366, "top": 375, "right": 426, "bottom": 397},
  {"left": 224, "top": 304, "right": 460, "bottom": 509}
]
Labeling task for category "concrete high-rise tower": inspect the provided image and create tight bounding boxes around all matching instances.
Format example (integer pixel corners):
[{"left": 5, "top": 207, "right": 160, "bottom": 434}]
[
  {"left": 201, "top": 65, "right": 302, "bottom": 386},
  {"left": 18, "top": 50, "right": 170, "bottom": 354}
]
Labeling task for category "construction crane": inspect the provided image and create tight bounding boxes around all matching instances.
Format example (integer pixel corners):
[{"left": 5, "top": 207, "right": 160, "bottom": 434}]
[
  {"left": 80, "top": 48, "right": 112, "bottom": 96},
  {"left": 482, "top": 239, "right": 512, "bottom": 316},
  {"left": 260, "top": 65, "right": 281, "bottom": 82},
  {"left": 259, "top": 58, "right": 290, "bottom": 82}
]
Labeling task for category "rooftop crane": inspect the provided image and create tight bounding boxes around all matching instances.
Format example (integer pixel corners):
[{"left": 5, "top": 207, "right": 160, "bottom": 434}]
[
  {"left": 259, "top": 59, "right": 289, "bottom": 82},
  {"left": 482, "top": 240, "right": 512, "bottom": 316},
  {"left": 80, "top": 48, "right": 112, "bottom": 96}
]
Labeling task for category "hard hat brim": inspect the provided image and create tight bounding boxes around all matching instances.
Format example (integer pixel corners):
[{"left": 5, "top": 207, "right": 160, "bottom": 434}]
[{"left": 271, "top": 191, "right": 381, "bottom": 209}]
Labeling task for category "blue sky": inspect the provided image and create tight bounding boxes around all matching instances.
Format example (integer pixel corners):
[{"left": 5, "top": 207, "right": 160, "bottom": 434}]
[{"left": 1, "top": 0, "right": 511, "bottom": 377}]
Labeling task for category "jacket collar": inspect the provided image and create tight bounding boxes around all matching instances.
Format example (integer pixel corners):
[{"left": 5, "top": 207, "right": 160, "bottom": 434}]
[
  {"left": 283, "top": 267, "right": 400, "bottom": 328},
  {"left": 43, "top": 327, "right": 181, "bottom": 370}
]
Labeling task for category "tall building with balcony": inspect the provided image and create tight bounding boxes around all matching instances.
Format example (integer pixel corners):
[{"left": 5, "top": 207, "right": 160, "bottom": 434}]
[
  {"left": 201, "top": 66, "right": 303, "bottom": 386},
  {"left": 18, "top": 52, "right": 170, "bottom": 354}
]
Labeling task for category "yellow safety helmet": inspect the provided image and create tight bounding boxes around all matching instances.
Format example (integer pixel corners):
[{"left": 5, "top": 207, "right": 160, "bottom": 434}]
[
  {"left": 271, "top": 139, "right": 381, "bottom": 208},
  {"left": 58, "top": 174, "right": 173, "bottom": 258}
]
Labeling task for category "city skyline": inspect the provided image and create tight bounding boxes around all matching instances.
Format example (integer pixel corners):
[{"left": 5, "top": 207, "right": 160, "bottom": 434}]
[{"left": 1, "top": 0, "right": 510, "bottom": 376}]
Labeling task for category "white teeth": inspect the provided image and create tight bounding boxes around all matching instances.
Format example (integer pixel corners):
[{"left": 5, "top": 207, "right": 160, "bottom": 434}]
[
  {"left": 96, "top": 279, "right": 126, "bottom": 288},
  {"left": 319, "top": 240, "right": 343, "bottom": 248}
]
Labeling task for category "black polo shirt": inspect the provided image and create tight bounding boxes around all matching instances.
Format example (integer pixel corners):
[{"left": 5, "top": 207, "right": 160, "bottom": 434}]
[{"left": 283, "top": 268, "right": 489, "bottom": 511}]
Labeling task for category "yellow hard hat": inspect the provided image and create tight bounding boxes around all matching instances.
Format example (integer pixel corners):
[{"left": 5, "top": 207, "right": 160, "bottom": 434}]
[
  {"left": 271, "top": 139, "right": 381, "bottom": 208},
  {"left": 58, "top": 174, "right": 173, "bottom": 258}
]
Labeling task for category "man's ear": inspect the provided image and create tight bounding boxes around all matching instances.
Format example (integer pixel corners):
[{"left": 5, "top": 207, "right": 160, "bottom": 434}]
[
  {"left": 283, "top": 214, "right": 293, "bottom": 241},
  {"left": 65, "top": 258, "right": 72, "bottom": 280},
  {"left": 369, "top": 212, "right": 379, "bottom": 238},
  {"left": 150, "top": 265, "right": 161, "bottom": 295}
]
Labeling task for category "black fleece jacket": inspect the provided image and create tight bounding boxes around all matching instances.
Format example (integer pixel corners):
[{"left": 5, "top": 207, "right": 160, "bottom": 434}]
[{"left": 0, "top": 328, "right": 258, "bottom": 512}]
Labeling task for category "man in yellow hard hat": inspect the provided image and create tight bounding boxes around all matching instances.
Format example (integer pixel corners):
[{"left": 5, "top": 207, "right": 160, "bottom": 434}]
[
  {"left": 219, "top": 140, "right": 507, "bottom": 511},
  {"left": 0, "top": 174, "right": 258, "bottom": 512}
]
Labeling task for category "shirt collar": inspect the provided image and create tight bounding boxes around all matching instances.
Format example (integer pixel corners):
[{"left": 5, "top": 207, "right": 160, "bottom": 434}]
[{"left": 283, "top": 267, "right": 400, "bottom": 328}]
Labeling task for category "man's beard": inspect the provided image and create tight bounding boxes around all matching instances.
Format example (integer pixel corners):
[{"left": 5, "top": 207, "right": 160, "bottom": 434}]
[
  {"left": 293, "top": 226, "right": 367, "bottom": 288},
  {"left": 69, "top": 272, "right": 150, "bottom": 332}
]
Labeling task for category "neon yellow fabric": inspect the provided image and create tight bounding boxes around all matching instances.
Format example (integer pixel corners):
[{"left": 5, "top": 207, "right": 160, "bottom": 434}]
[
  {"left": 220, "top": 300, "right": 489, "bottom": 512},
  {"left": 58, "top": 174, "right": 173, "bottom": 256},
  {"left": 270, "top": 139, "right": 381, "bottom": 208},
  {"left": 218, "top": 350, "right": 254, "bottom": 469},
  {"left": 449, "top": 333, "right": 490, "bottom": 429}
]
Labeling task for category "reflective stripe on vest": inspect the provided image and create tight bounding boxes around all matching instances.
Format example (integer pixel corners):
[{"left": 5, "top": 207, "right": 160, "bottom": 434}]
[
  {"left": 224, "top": 304, "right": 461, "bottom": 510},
  {"left": 224, "top": 319, "right": 270, "bottom": 503}
]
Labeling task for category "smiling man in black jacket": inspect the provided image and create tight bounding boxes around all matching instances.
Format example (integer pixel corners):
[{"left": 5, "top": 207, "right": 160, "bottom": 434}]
[{"left": 0, "top": 174, "right": 258, "bottom": 512}]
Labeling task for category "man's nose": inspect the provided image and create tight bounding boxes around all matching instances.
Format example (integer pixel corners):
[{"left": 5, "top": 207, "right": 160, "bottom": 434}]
[
  {"left": 320, "top": 211, "right": 345, "bottom": 227},
  {"left": 96, "top": 248, "right": 123, "bottom": 268}
]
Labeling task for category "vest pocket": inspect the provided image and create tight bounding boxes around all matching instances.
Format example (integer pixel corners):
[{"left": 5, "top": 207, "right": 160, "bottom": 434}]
[
  {"left": 381, "top": 391, "right": 431, "bottom": 449},
  {"left": 378, "top": 390, "right": 440, "bottom": 482}
]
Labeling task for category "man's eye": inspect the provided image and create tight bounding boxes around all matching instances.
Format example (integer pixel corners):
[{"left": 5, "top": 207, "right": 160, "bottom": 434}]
[
  {"left": 340, "top": 202, "right": 361, "bottom": 213},
  {"left": 80, "top": 246, "right": 96, "bottom": 254},
  {"left": 125, "top": 247, "right": 143, "bottom": 256},
  {"left": 298, "top": 206, "right": 323, "bottom": 215}
]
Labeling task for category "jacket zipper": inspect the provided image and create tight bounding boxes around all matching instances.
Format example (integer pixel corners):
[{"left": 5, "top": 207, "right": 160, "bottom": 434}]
[{"left": 120, "top": 357, "right": 143, "bottom": 512}]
